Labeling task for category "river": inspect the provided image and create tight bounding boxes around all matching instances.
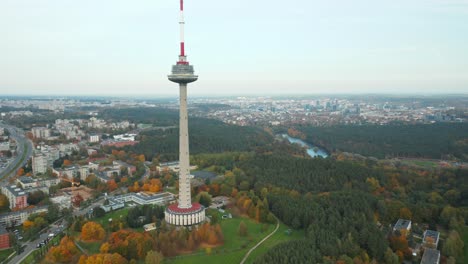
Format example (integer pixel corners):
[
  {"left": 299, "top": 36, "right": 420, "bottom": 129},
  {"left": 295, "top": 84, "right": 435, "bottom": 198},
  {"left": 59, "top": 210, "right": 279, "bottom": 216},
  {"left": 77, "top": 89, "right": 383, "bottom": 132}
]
[{"left": 281, "top": 134, "right": 329, "bottom": 158}]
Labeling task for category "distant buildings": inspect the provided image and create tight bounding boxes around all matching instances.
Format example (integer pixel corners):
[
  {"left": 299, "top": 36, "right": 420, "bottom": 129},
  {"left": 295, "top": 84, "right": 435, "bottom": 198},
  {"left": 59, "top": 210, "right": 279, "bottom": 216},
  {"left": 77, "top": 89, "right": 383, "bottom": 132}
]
[
  {"left": 31, "top": 127, "right": 51, "bottom": 139},
  {"left": 89, "top": 134, "right": 100, "bottom": 143}
]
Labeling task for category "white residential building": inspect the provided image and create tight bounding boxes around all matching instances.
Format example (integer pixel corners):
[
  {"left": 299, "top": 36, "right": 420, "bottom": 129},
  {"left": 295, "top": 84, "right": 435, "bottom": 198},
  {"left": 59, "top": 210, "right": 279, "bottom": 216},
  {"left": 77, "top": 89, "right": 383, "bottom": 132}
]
[
  {"left": 32, "top": 153, "right": 48, "bottom": 175},
  {"left": 31, "top": 127, "right": 51, "bottom": 139}
]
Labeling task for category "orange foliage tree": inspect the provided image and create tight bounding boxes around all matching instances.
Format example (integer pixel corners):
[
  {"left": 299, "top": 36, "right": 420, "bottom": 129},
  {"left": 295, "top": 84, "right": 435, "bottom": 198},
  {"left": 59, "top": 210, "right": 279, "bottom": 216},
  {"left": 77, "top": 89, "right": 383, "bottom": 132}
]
[
  {"left": 46, "top": 236, "right": 79, "bottom": 263},
  {"left": 108, "top": 179, "right": 118, "bottom": 192},
  {"left": 81, "top": 221, "right": 106, "bottom": 241},
  {"left": 17, "top": 168, "right": 25, "bottom": 176},
  {"left": 78, "top": 253, "right": 128, "bottom": 264}
]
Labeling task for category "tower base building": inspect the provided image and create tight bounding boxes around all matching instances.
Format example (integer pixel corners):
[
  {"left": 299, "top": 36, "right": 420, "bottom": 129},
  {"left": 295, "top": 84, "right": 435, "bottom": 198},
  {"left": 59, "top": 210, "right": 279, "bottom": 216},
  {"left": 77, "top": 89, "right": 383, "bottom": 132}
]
[{"left": 165, "top": 203, "right": 205, "bottom": 226}]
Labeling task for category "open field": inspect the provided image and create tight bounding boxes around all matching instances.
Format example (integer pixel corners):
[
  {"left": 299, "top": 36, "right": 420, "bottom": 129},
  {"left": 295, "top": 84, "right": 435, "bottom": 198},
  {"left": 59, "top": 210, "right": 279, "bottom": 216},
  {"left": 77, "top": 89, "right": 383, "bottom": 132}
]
[
  {"left": 243, "top": 222, "right": 303, "bottom": 264},
  {"left": 165, "top": 210, "right": 301, "bottom": 264}
]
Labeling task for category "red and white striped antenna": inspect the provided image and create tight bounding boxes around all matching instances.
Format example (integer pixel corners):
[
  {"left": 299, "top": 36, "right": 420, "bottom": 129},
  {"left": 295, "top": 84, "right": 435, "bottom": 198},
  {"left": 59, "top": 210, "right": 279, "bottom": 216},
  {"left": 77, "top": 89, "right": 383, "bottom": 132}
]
[{"left": 177, "top": 0, "right": 189, "bottom": 65}]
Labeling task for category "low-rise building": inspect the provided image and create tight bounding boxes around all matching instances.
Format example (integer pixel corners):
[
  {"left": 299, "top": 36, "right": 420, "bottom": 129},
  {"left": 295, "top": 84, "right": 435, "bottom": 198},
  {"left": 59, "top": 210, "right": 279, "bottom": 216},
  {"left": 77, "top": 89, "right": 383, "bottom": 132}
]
[
  {"left": 113, "top": 192, "right": 175, "bottom": 206},
  {"left": 0, "top": 226, "right": 9, "bottom": 249},
  {"left": 100, "top": 198, "right": 125, "bottom": 212},
  {"left": 420, "top": 248, "right": 440, "bottom": 264},
  {"left": 16, "top": 176, "right": 60, "bottom": 190},
  {"left": 0, "top": 206, "right": 48, "bottom": 227},
  {"left": 0, "top": 141, "right": 10, "bottom": 151},
  {"left": 423, "top": 230, "right": 440, "bottom": 248},
  {"left": 393, "top": 219, "right": 412, "bottom": 236},
  {"left": 113, "top": 160, "right": 136, "bottom": 176},
  {"left": 157, "top": 161, "right": 197, "bottom": 173},
  {"left": 1, "top": 185, "right": 28, "bottom": 209}
]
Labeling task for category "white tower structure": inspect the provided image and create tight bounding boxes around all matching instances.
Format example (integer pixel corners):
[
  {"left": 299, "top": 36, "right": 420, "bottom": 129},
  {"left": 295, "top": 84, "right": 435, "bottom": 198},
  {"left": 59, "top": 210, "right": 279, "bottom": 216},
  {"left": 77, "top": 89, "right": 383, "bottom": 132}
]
[{"left": 165, "top": 0, "right": 205, "bottom": 226}]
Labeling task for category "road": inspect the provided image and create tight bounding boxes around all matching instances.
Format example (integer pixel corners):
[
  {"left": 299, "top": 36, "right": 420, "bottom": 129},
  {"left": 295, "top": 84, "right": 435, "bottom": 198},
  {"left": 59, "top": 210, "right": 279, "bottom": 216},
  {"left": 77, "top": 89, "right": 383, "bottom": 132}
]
[
  {"left": 7, "top": 220, "right": 67, "bottom": 264},
  {"left": 0, "top": 123, "right": 33, "bottom": 186}
]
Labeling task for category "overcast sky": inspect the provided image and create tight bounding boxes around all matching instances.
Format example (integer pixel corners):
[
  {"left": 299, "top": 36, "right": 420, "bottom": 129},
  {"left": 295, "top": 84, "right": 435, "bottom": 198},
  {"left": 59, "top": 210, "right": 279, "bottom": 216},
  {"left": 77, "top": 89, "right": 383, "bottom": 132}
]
[{"left": 1, "top": 0, "right": 467, "bottom": 96}]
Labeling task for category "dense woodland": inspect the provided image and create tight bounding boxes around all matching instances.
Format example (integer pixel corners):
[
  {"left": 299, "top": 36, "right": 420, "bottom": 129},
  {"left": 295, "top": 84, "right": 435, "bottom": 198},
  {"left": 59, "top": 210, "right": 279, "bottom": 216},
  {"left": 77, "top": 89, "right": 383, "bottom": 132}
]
[
  {"left": 191, "top": 149, "right": 467, "bottom": 263},
  {"left": 293, "top": 123, "right": 468, "bottom": 160},
  {"left": 124, "top": 117, "right": 272, "bottom": 161}
]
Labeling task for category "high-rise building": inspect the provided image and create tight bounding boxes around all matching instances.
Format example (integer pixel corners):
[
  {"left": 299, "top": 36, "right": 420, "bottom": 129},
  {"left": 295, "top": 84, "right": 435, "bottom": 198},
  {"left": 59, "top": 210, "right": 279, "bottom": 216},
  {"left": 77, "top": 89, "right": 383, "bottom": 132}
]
[
  {"left": 32, "top": 153, "right": 48, "bottom": 175},
  {"left": 165, "top": 0, "right": 205, "bottom": 226}
]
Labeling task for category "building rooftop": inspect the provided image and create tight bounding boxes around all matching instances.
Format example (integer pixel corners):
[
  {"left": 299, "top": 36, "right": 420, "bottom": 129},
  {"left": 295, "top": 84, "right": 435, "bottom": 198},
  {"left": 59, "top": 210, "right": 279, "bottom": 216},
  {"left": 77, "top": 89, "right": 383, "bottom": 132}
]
[
  {"left": 421, "top": 248, "right": 440, "bottom": 264},
  {"left": 423, "top": 230, "right": 440, "bottom": 245},
  {"left": 18, "top": 176, "right": 35, "bottom": 184},
  {"left": 394, "top": 219, "right": 411, "bottom": 230},
  {"left": 3, "top": 185, "right": 27, "bottom": 197}
]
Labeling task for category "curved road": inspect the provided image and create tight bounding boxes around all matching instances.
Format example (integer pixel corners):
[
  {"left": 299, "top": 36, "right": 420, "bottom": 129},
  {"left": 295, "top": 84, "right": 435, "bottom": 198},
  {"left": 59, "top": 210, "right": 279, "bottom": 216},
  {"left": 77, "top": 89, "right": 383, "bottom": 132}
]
[
  {"left": 240, "top": 217, "right": 280, "bottom": 264},
  {"left": 0, "top": 123, "right": 33, "bottom": 186}
]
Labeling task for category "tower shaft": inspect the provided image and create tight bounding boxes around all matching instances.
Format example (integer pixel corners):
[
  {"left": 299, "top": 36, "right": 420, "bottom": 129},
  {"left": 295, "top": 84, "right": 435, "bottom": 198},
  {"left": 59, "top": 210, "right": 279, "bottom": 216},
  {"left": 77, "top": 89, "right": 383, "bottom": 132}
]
[{"left": 178, "top": 83, "right": 191, "bottom": 208}]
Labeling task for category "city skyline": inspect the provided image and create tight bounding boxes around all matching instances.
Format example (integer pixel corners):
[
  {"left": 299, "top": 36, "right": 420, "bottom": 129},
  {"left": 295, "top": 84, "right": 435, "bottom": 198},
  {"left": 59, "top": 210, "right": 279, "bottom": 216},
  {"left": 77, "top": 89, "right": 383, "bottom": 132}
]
[{"left": 1, "top": 0, "right": 467, "bottom": 95}]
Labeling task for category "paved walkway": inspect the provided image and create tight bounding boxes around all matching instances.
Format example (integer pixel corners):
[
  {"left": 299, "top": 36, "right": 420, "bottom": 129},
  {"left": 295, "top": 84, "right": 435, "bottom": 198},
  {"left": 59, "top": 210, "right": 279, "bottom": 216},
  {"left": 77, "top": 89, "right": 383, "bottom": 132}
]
[{"left": 239, "top": 218, "right": 280, "bottom": 264}]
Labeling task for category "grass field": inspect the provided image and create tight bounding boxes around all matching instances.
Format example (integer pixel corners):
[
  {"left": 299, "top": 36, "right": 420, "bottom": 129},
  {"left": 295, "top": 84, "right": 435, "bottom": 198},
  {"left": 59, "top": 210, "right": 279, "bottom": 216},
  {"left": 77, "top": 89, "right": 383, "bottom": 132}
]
[
  {"left": 0, "top": 248, "right": 14, "bottom": 263},
  {"left": 243, "top": 222, "right": 303, "bottom": 264},
  {"left": 399, "top": 159, "right": 440, "bottom": 168},
  {"left": 165, "top": 210, "right": 301, "bottom": 264}
]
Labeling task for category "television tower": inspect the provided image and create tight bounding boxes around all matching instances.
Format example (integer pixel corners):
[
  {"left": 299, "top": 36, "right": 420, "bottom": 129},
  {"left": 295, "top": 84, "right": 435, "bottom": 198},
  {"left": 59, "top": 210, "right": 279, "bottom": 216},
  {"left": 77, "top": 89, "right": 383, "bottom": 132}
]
[{"left": 165, "top": 0, "right": 205, "bottom": 226}]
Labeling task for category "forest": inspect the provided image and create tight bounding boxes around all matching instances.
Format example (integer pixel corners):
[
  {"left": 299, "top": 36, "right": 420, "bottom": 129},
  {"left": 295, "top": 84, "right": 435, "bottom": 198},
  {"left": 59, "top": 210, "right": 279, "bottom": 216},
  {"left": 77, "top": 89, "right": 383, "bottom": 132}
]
[
  {"left": 294, "top": 123, "right": 468, "bottom": 160},
  {"left": 125, "top": 117, "right": 272, "bottom": 161},
  {"left": 191, "top": 149, "right": 468, "bottom": 263}
]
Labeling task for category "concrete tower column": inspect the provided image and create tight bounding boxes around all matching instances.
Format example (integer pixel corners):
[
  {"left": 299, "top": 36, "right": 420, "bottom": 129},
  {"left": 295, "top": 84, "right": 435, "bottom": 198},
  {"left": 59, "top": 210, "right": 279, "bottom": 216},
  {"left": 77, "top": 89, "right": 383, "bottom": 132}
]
[{"left": 178, "top": 83, "right": 191, "bottom": 209}]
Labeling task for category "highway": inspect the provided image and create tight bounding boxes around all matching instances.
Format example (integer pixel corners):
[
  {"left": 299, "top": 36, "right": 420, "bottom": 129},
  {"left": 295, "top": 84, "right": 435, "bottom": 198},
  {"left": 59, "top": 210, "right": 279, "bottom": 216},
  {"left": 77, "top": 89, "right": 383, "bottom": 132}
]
[{"left": 0, "top": 122, "right": 33, "bottom": 187}]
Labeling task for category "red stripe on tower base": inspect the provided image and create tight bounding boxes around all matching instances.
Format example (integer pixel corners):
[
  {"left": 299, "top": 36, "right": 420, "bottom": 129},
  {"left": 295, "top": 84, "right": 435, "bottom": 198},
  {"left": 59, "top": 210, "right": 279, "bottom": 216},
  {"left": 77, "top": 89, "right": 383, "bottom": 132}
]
[
  {"left": 180, "top": 42, "right": 185, "bottom": 56},
  {"left": 180, "top": 0, "right": 184, "bottom": 11}
]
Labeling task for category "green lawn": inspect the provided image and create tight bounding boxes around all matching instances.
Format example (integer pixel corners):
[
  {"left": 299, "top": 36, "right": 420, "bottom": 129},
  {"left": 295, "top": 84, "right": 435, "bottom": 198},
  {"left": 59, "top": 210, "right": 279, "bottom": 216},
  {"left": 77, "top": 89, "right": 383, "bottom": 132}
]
[
  {"left": 244, "top": 222, "right": 304, "bottom": 264},
  {"left": 0, "top": 248, "right": 14, "bottom": 263},
  {"left": 165, "top": 210, "right": 300, "bottom": 264},
  {"left": 94, "top": 207, "right": 130, "bottom": 230},
  {"left": 400, "top": 159, "right": 439, "bottom": 168}
]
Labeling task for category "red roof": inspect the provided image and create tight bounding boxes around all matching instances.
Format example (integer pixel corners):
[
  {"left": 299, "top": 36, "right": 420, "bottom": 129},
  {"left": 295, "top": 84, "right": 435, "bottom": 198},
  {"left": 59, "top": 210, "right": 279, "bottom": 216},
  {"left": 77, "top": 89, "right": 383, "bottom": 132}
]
[{"left": 167, "top": 202, "right": 203, "bottom": 214}]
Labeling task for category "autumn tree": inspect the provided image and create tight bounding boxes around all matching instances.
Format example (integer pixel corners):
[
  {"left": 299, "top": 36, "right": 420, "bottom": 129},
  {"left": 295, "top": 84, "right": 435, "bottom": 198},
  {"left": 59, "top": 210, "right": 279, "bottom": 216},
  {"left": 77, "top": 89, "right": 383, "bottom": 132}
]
[
  {"left": 108, "top": 179, "right": 118, "bottom": 192},
  {"left": 79, "top": 253, "right": 128, "bottom": 264},
  {"left": 81, "top": 221, "right": 106, "bottom": 241},
  {"left": 46, "top": 236, "right": 79, "bottom": 263},
  {"left": 0, "top": 194, "right": 9, "bottom": 212},
  {"left": 17, "top": 168, "right": 25, "bottom": 176},
  {"left": 145, "top": 250, "right": 164, "bottom": 264},
  {"left": 72, "top": 194, "right": 84, "bottom": 207}
]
